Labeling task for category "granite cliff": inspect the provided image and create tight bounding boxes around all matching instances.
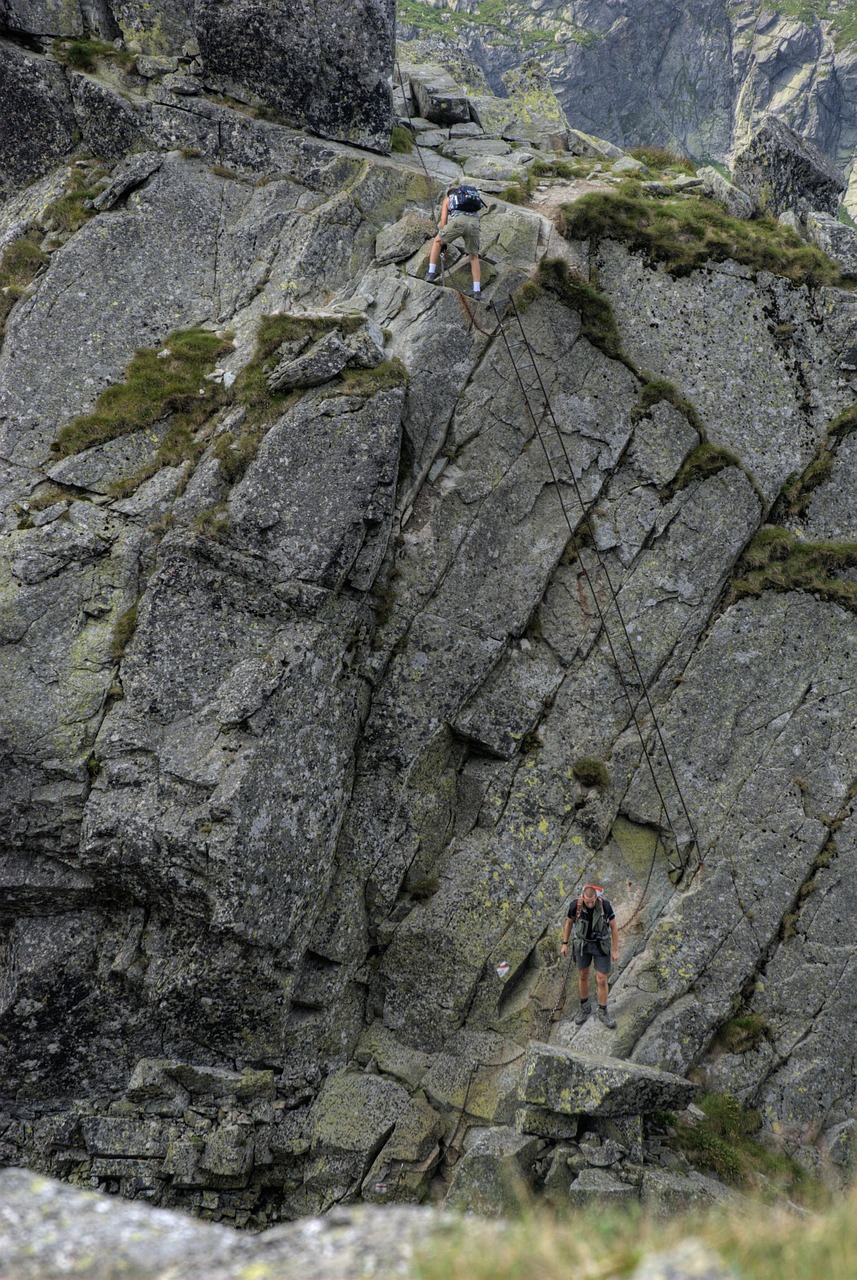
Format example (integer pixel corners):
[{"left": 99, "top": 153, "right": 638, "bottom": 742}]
[{"left": 1, "top": 0, "right": 857, "bottom": 1231}]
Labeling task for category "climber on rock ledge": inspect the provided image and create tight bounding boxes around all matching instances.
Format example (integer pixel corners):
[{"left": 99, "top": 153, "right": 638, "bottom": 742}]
[{"left": 561, "top": 883, "right": 619, "bottom": 1029}]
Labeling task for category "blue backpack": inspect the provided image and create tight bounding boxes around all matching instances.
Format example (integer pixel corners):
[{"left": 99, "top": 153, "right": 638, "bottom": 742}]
[{"left": 448, "top": 185, "right": 486, "bottom": 214}]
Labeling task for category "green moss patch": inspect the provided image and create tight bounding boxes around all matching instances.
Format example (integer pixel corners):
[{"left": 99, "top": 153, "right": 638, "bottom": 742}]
[
  {"left": 0, "top": 230, "right": 48, "bottom": 343},
  {"left": 715, "top": 1013, "right": 769, "bottom": 1054},
  {"left": 54, "top": 36, "right": 134, "bottom": 73},
  {"left": 52, "top": 328, "right": 234, "bottom": 459},
  {"left": 391, "top": 124, "right": 415, "bottom": 154},
  {"left": 731, "top": 524, "right": 857, "bottom": 612},
  {"left": 41, "top": 164, "right": 110, "bottom": 234},
  {"left": 661, "top": 443, "right": 741, "bottom": 502},
  {"left": 326, "top": 359, "right": 409, "bottom": 399},
  {"left": 572, "top": 757, "right": 610, "bottom": 789},
  {"left": 515, "top": 258, "right": 625, "bottom": 362},
  {"left": 561, "top": 187, "right": 845, "bottom": 286}
]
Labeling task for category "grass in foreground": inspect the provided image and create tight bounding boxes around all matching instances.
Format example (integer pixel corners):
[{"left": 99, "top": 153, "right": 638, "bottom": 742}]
[{"left": 412, "top": 1181, "right": 857, "bottom": 1280}]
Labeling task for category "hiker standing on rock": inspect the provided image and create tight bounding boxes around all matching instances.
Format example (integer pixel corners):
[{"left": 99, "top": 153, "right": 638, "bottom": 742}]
[
  {"left": 561, "top": 884, "right": 618, "bottom": 1029},
  {"left": 424, "top": 182, "right": 487, "bottom": 298}
]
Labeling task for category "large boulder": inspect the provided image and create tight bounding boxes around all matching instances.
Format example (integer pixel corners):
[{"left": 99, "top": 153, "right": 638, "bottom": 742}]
[
  {"left": 0, "top": 41, "right": 77, "bottom": 198},
  {"left": 194, "top": 0, "right": 394, "bottom": 151},
  {"left": 732, "top": 115, "right": 845, "bottom": 217},
  {"left": 521, "top": 1044, "right": 696, "bottom": 1116}
]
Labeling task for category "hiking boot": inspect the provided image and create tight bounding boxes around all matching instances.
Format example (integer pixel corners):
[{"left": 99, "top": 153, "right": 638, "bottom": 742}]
[
  {"left": 574, "top": 1000, "right": 591, "bottom": 1025},
  {"left": 596, "top": 1005, "right": 616, "bottom": 1029},
  {"left": 424, "top": 271, "right": 440, "bottom": 284}
]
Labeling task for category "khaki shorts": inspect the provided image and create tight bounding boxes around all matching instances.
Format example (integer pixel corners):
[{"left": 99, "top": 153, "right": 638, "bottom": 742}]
[{"left": 438, "top": 213, "right": 480, "bottom": 255}]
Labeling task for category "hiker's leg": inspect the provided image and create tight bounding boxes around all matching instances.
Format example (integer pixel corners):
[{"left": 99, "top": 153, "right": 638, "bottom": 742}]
[
  {"left": 429, "top": 235, "right": 443, "bottom": 268},
  {"left": 469, "top": 253, "right": 481, "bottom": 285},
  {"left": 595, "top": 968, "right": 609, "bottom": 1005},
  {"left": 577, "top": 958, "right": 590, "bottom": 1002}
]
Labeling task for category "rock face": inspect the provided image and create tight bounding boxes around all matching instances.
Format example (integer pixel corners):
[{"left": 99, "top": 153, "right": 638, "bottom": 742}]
[
  {"left": 0, "top": 0, "right": 394, "bottom": 186},
  {"left": 1, "top": 11, "right": 857, "bottom": 1229}
]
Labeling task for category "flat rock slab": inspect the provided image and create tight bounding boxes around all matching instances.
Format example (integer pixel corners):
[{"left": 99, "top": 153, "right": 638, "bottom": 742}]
[{"left": 521, "top": 1043, "right": 696, "bottom": 1116}]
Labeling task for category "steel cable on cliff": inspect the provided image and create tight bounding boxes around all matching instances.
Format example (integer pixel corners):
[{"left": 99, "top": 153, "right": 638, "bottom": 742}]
[
  {"left": 507, "top": 295, "right": 701, "bottom": 867},
  {"left": 489, "top": 296, "right": 699, "bottom": 878}
]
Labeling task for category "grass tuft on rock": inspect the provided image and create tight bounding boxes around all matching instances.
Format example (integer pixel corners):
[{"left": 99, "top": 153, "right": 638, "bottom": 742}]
[
  {"left": 572, "top": 757, "right": 610, "bottom": 789},
  {"left": 715, "top": 1013, "right": 769, "bottom": 1054},
  {"left": 561, "top": 187, "right": 845, "bottom": 286},
  {"left": 41, "top": 163, "right": 110, "bottom": 234},
  {"left": 731, "top": 525, "right": 857, "bottom": 612},
  {"left": 54, "top": 36, "right": 133, "bottom": 73},
  {"left": 0, "top": 230, "right": 48, "bottom": 343},
  {"left": 661, "top": 443, "right": 741, "bottom": 501},
  {"left": 391, "top": 124, "right": 415, "bottom": 153},
  {"left": 629, "top": 145, "right": 696, "bottom": 176},
  {"left": 516, "top": 258, "right": 625, "bottom": 361},
  {"left": 110, "top": 602, "right": 139, "bottom": 660},
  {"left": 52, "top": 328, "right": 234, "bottom": 458}
]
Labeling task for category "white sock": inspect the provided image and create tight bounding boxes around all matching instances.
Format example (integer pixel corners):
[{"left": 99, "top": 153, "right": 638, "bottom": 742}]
[
  {"left": 427, "top": 264, "right": 437, "bottom": 276},
  {"left": 472, "top": 283, "right": 481, "bottom": 294}
]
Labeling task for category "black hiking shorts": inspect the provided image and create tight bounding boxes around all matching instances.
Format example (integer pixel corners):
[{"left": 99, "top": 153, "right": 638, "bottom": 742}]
[{"left": 576, "top": 944, "right": 611, "bottom": 974}]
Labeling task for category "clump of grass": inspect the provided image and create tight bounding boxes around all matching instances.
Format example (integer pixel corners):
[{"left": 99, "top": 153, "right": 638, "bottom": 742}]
[
  {"left": 634, "top": 377, "right": 707, "bottom": 436},
  {"left": 499, "top": 182, "right": 530, "bottom": 205},
  {"left": 731, "top": 525, "right": 857, "bottom": 612},
  {"left": 670, "top": 1092, "right": 814, "bottom": 1199},
  {"left": 531, "top": 159, "right": 584, "bottom": 181},
  {"left": 40, "top": 164, "right": 110, "bottom": 234},
  {"left": 572, "top": 757, "right": 610, "bottom": 789},
  {"left": 213, "top": 428, "right": 265, "bottom": 484},
  {"left": 111, "top": 602, "right": 138, "bottom": 660},
  {"left": 715, "top": 1013, "right": 769, "bottom": 1054},
  {"left": 210, "top": 164, "right": 242, "bottom": 181},
  {"left": 829, "top": 404, "right": 857, "bottom": 440},
  {"left": 561, "top": 188, "right": 845, "bottom": 286},
  {"left": 0, "top": 230, "right": 48, "bottom": 342},
  {"left": 629, "top": 145, "right": 695, "bottom": 176},
  {"left": 775, "top": 407, "right": 857, "bottom": 519},
  {"left": 391, "top": 124, "right": 415, "bottom": 154},
  {"left": 54, "top": 36, "right": 133, "bottom": 73},
  {"left": 406, "top": 874, "right": 440, "bottom": 901},
  {"left": 107, "top": 464, "right": 160, "bottom": 500},
  {"left": 661, "top": 443, "right": 740, "bottom": 502},
  {"left": 521, "top": 258, "right": 625, "bottom": 361},
  {"left": 52, "top": 328, "right": 233, "bottom": 458},
  {"left": 193, "top": 504, "right": 230, "bottom": 540},
  {"left": 328, "top": 358, "right": 409, "bottom": 398}
]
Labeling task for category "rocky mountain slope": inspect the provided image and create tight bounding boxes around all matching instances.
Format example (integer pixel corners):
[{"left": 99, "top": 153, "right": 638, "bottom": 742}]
[
  {"left": 397, "top": 0, "right": 857, "bottom": 211},
  {"left": 1, "top": 0, "right": 857, "bottom": 1229}
]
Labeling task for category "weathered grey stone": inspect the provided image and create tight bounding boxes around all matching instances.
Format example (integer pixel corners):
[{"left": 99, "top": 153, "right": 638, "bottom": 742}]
[
  {"left": 444, "top": 1126, "right": 540, "bottom": 1215},
  {"left": 0, "top": 1168, "right": 460, "bottom": 1280},
  {"left": 801, "top": 431, "right": 857, "bottom": 541},
  {"left": 375, "top": 214, "right": 436, "bottom": 264},
  {"left": 0, "top": 42, "right": 76, "bottom": 199},
  {"left": 442, "top": 138, "right": 512, "bottom": 159},
  {"left": 567, "top": 1166, "right": 638, "bottom": 1207},
  {"left": 135, "top": 55, "right": 180, "bottom": 77},
  {"left": 344, "top": 319, "right": 386, "bottom": 369},
  {"left": 805, "top": 211, "right": 857, "bottom": 278},
  {"left": 640, "top": 1169, "right": 735, "bottom": 1217},
  {"left": 515, "top": 1105, "right": 580, "bottom": 1140},
  {"left": 69, "top": 73, "right": 147, "bottom": 161},
  {"left": 407, "top": 63, "right": 473, "bottom": 127},
  {"left": 612, "top": 155, "right": 649, "bottom": 176},
  {"left": 567, "top": 128, "right": 624, "bottom": 159},
  {"left": 698, "top": 166, "right": 754, "bottom": 219},
  {"left": 733, "top": 115, "right": 845, "bottom": 217},
  {"left": 95, "top": 152, "right": 166, "bottom": 213},
  {"left": 522, "top": 1044, "right": 696, "bottom": 1115},
  {"left": 266, "top": 329, "right": 352, "bottom": 391}
]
